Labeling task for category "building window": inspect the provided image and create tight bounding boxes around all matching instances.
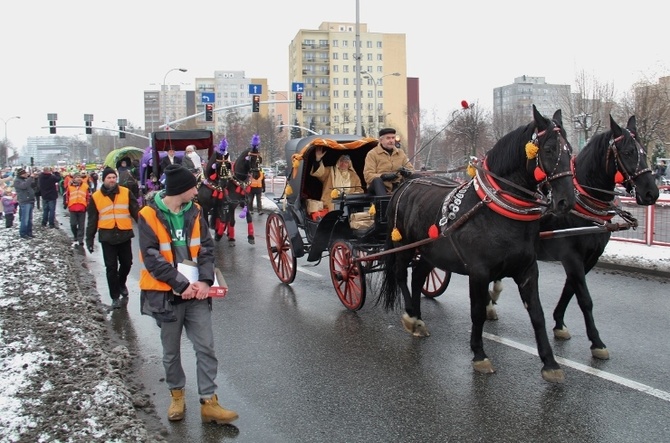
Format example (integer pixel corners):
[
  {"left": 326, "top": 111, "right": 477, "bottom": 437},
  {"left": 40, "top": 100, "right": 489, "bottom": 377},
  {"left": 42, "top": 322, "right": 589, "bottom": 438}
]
[
  {"left": 342, "top": 40, "right": 348, "bottom": 47},
  {"left": 343, "top": 90, "right": 349, "bottom": 98},
  {"left": 332, "top": 53, "right": 338, "bottom": 60},
  {"left": 343, "top": 53, "right": 349, "bottom": 60},
  {"left": 377, "top": 41, "right": 382, "bottom": 48},
  {"left": 333, "top": 40, "right": 338, "bottom": 47},
  {"left": 377, "top": 54, "right": 382, "bottom": 61}
]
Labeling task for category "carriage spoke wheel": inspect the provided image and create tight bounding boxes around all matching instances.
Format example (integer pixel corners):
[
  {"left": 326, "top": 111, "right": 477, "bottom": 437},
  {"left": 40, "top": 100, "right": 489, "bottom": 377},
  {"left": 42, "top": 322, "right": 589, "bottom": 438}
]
[
  {"left": 265, "top": 213, "right": 297, "bottom": 284},
  {"left": 330, "top": 241, "right": 366, "bottom": 311},
  {"left": 422, "top": 267, "right": 451, "bottom": 298}
]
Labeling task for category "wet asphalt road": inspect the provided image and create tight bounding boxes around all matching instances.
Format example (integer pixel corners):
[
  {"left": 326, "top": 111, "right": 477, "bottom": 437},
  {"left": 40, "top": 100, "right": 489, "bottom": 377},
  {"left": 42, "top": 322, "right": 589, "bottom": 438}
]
[{"left": 78, "top": 204, "right": 670, "bottom": 443}]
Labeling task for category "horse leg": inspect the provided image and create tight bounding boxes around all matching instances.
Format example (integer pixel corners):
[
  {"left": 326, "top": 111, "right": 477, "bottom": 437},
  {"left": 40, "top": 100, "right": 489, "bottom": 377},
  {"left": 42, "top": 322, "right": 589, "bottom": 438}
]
[
  {"left": 396, "top": 252, "right": 428, "bottom": 337},
  {"left": 486, "top": 280, "right": 503, "bottom": 321},
  {"left": 227, "top": 204, "right": 236, "bottom": 246},
  {"left": 514, "top": 263, "right": 564, "bottom": 383},
  {"left": 557, "top": 257, "right": 608, "bottom": 359},
  {"left": 469, "top": 276, "right": 495, "bottom": 374},
  {"left": 403, "top": 258, "right": 431, "bottom": 337},
  {"left": 246, "top": 202, "right": 255, "bottom": 244}
]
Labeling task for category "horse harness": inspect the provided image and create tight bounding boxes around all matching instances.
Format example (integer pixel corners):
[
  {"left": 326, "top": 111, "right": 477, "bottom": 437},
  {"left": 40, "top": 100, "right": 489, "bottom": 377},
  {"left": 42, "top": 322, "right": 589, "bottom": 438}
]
[
  {"left": 570, "top": 130, "right": 647, "bottom": 230},
  {"left": 386, "top": 125, "right": 573, "bottom": 267}
]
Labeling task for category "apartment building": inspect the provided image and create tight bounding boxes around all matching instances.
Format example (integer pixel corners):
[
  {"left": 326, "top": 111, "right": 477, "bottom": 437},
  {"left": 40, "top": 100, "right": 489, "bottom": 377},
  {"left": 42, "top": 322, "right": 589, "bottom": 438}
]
[{"left": 289, "top": 21, "right": 408, "bottom": 144}]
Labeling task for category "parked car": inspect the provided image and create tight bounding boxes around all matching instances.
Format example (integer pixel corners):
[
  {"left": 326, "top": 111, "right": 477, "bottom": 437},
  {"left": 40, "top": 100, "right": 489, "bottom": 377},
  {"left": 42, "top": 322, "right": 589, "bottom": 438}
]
[{"left": 262, "top": 167, "right": 275, "bottom": 179}]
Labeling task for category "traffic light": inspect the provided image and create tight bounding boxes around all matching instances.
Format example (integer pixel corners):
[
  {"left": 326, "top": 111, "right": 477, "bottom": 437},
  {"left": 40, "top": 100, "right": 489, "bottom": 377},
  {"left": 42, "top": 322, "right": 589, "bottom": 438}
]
[
  {"left": 205, "top": 104, "right": 213, "bottom": 121},
  {"left": 30, "top": 157, "right": 34, "bottom": 167},
  {"left": 118, "top": 119, "right": 127, "bottom": 139},
  {"left": 47, "top": 113, "right": 57, "bottom": 134},
  {"left": 295, "top": 93, "right": 303, "bottom": 110},
  {"left": 84, "top": 114, "right": 93, "bottom": 134},
  {"left": 252, "top": 95, "right": 260, "bottom": 113}
]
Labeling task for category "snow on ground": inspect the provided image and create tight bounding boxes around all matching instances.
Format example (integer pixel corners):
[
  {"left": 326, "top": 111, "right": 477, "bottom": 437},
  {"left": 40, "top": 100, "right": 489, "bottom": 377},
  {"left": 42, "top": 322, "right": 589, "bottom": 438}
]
[{"left": 0, "top": 224, "right": 165, "bottom": 442}]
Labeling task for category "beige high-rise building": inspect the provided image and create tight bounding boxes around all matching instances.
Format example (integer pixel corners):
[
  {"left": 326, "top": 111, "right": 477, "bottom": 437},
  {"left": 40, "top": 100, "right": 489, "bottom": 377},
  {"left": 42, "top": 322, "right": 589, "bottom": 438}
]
[{"left": 289, "top": 22, "right": 407, "bottom": 140}]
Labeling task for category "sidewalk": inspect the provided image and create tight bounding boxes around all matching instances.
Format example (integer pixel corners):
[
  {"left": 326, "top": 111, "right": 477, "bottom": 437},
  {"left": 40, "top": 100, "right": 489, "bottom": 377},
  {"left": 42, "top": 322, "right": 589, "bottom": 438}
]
[{"left": 598, "top": 239, "right": 670, "bottom": 277}]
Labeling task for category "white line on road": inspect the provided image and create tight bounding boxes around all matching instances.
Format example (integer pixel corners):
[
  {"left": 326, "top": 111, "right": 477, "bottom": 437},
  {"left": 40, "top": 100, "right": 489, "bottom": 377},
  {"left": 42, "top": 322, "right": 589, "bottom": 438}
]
[
  {"left": 484, "top": 332, "right": 670, "bottom": 403},
  {"left": 258, "top": 249, "right": 669, "bottom": 401}
]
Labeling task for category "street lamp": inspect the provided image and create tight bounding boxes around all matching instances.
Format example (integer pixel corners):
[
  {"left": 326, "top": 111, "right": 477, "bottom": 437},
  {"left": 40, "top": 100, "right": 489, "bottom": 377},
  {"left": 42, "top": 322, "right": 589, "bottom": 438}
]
[
  {"left": 0, "top": 115, "right": 21, "bottom": 166},
  {"left": 2, "top": 115, "right": 20, "bottom": 142},
  {"left": 361, "top": 71, "right": 400, "bottom": 136},
  {"left": 102, "top": 120, "right": 117, "bottom": 149},
  {"left": 163, "top": 68, "right": 188, "bottom": 127}
]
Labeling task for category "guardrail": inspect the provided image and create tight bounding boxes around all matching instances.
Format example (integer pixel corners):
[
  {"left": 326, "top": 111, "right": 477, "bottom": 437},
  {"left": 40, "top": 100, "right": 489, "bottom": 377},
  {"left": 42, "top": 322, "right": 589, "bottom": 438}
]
[{"left": 611, "top": 189, "right": 670, "bottom": 246}]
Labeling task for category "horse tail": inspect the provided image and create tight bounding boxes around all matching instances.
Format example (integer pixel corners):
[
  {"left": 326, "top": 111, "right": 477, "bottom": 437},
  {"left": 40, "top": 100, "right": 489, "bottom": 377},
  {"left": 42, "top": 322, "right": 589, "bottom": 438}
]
[{"left": 376, "top": 230, "right": 403, "bottom": 312}]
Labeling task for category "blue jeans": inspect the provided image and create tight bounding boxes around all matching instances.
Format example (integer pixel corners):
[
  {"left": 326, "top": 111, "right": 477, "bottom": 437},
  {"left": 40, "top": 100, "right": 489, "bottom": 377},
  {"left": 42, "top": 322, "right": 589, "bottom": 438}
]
[
  {"left": 42, "top": 199, "right": 57, "bottom": 227},
  {"left": 18, "top": 202, "right": 34, "bottom": 237}
]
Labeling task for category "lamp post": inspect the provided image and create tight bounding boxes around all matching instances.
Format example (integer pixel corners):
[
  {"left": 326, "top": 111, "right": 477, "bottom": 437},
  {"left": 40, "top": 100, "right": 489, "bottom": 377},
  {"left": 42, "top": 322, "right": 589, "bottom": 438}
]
[
  {"left": 163, "top": 68, "right": 188, "bottom": 127},
  {"left": 361, "top": 71, "right": 400, "bottom": 136},
  {"left": 102, "top": 120, "right": 117, "bottom": 150},
  {"left": 0, "top": 115, "right": 21, "bottom": 166}
]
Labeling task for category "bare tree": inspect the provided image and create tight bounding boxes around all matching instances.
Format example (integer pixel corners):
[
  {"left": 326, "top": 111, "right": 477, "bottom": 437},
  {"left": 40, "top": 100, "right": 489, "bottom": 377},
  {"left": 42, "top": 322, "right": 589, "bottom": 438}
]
[
  {"left": 620, "top": 76, "right": 670, "bottom": 162},
  {"left": 557, "top": 70, "right": 616, "bottom": 150}
]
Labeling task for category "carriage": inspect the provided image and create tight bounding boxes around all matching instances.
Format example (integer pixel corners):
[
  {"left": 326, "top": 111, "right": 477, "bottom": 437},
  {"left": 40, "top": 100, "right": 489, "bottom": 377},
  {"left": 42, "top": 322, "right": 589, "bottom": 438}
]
[
  {"left": 264, "top": 134, "right": 450, "bottom": 311},
  {"left": 138, "top": 129, "right": 214, "bottom": 206}
]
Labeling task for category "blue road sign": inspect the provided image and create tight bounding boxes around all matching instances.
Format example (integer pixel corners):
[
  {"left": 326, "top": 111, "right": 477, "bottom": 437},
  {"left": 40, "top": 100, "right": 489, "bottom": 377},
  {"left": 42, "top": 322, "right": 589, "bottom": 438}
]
[
  {"left": 201, "top": 92, "right": 215, "bottom": 103},
  {"left": 248, "top": 84, "right": 263, "bottom": 95},
  {"left": 292, "top": 82, "right": 304, "bottom": 92}
]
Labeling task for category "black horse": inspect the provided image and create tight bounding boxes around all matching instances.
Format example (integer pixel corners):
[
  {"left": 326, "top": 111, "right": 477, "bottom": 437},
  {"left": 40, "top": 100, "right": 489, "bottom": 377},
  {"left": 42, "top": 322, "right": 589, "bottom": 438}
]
[
  {"left": 489, "top": 115, "right": 659, "bottom": 359},
  {"left": 377, "top": 105, "right": 575, "bottom": 383},
  {"left": 197, "top": 148, "right": 262, "bottom": 245}
]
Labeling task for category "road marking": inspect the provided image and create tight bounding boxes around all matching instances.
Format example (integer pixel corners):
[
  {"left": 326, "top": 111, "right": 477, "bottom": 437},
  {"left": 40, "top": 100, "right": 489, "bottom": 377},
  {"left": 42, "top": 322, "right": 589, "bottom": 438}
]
[
  {"left": 260, "top": 255, "right": 322, "bottom": 277},
  {"left": 484, "top": 332, "right": 670, "bottom": 403}
]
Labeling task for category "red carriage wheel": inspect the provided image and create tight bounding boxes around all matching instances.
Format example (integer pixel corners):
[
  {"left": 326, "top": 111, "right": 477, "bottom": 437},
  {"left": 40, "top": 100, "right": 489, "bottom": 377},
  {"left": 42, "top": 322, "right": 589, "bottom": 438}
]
[
  {"left": 329, "top": 240, "right": 366, "bottom": 311},
  {"left": 265, "top": 213, "right": 297, "bottom": 284},
  {"left": 422, "top": 267, "right": 451, "bottom": 298}
]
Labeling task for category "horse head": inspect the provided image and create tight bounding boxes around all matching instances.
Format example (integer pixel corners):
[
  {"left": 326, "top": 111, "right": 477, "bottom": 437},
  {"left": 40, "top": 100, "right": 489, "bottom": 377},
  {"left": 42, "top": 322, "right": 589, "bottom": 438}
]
[
  {"left": 483, "top": 105, "right": 574, "bottom": 217},
  {"left": 527, "top": 105, "right": 575, "bottom": 215},
  {"left": 606, "top": 115, "right": 659, "bottom": 205},
  {"left": 234, "top": 148, "right": 262, "bottom": 182}
]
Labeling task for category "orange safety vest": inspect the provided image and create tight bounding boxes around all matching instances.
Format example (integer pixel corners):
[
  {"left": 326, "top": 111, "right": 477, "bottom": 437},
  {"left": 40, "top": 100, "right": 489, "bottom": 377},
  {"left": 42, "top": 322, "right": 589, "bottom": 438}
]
[
  {"left": 91, "top": 187, "right": 134, "bottom": 230},
  {"left": 67, "top": 182, "right": 89, "bottom": 209},
  {"left": 250, "top": 170, "right": 264, "bottom": 188},
  {"left": 138, "top": 205, "right": 203, "bottom": 291}
]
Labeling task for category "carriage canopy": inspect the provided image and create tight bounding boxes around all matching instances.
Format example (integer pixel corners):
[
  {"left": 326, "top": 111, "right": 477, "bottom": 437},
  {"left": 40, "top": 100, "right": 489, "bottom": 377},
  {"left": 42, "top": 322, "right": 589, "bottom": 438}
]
[{"left": 284, "top": 135, "right": 378, "bottom": 206}]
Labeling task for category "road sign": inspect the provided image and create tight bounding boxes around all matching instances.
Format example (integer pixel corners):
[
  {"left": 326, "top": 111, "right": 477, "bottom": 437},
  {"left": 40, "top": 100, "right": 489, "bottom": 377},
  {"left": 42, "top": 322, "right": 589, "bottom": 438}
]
[
  {"left": 201, "top": 92, "right": 215, "bottom": 103},
  {"left": 292, "top": 82, "right": 304, "bottom": 92},
  {"left": 248, "top": 84, "right": 263, "bottom": 95}
]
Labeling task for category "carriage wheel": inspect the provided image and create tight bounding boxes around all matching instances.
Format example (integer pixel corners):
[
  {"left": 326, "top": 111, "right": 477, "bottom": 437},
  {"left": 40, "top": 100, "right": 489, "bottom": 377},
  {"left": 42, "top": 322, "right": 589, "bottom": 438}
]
[
  {"left": 422, "top": 268, "right": 451, "bottom": 298},
  {"left": 265, "top": 213, "right": 297, "bottom": 284},
  {"left": 330, "top": 240, "right": 366, "bottom": 311}
]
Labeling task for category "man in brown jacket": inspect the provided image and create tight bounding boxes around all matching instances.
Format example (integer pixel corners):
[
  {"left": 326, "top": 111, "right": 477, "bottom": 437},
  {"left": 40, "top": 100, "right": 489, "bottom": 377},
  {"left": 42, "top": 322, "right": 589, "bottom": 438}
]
[{"left": 363, "top": 127, "right": 414, "bottom": 195}]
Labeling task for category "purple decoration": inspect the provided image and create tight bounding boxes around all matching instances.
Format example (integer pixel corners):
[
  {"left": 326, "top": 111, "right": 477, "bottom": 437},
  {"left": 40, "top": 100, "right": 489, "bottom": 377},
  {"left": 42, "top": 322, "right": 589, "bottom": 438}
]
[
  {"left": 217, "top": 138, "right": 229, "bottom": 155},
  {"left": 239, "top": 207, "right": 247, "bottom": 218},
  {"left": 251, "top": 134, "right": 260, "bottom": 147}
]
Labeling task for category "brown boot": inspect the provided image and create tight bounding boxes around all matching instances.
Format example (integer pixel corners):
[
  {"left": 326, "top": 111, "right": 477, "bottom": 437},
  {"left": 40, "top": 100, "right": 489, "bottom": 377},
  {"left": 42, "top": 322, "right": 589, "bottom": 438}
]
[
  {"left": 200, "top": 394, "right": 239, "bottom": 424},
  {"left": 168, "top": 388, "right": 186, "bottom": 421}
]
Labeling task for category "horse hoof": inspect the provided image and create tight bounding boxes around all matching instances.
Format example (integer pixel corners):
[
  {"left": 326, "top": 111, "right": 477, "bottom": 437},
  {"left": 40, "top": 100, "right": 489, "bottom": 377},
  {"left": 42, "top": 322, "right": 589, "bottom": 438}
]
[
  {"left": 472, "top": 358, "right": 495, "bottom": 374},
  {"left": 591, "top": 347, "right": 610, "bottom": 360},
  {"left": 486, "top": 306, "right": 498, "bottom": 321},
  {"left": 541, "top": 368, "right": 565, "bottom": 384},
  {"left": 401, "top": 313, "right": 430, "bottom": 337},
  {"left": 248, "top": 237, "right": 255, "bottom": 245},
  {"left": 553, "top": 327, "right": 571, "bottom": 340},
  {"left": 214, "top": 235, "right": 222, "bottom": 242}
]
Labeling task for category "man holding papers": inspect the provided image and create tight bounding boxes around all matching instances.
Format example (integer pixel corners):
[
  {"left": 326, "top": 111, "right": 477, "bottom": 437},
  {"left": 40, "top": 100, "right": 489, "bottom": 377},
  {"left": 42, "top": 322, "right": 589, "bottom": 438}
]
[{"left": 138, "top": 164, "right": 238, "bottom": 425}]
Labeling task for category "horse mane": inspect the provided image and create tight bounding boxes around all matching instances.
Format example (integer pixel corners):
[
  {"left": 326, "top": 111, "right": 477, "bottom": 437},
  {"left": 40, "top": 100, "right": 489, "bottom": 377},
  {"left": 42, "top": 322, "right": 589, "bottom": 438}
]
[
  {"left": 485, "top": 121, "right": 535, "bottom": 178},
  {"left": 576, "top": 129, "right": 612, "bottom": 180}
]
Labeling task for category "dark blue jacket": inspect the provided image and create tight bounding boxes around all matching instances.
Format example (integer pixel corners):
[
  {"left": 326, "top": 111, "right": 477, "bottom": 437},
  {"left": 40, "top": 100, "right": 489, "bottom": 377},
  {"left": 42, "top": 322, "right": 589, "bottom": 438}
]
[{"left": 38, "top": 171, "right": 61, "bottom": 201}]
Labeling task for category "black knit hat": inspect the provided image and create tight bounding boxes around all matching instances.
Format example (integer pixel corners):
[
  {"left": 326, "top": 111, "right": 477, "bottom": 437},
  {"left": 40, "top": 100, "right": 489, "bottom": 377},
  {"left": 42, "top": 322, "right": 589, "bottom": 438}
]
[
  {"left": 164, "top": 164, "right": 197, "bottom": 196},
  {"left": 102, "top": 167, "right": 117, "bottom": 181}
]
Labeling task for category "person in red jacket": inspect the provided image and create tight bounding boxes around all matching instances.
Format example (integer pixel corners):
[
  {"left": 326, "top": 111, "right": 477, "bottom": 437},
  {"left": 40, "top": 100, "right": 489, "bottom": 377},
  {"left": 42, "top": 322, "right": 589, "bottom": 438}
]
[{"left": 65, "top": 171, "right": 90, "bottom": 246}]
